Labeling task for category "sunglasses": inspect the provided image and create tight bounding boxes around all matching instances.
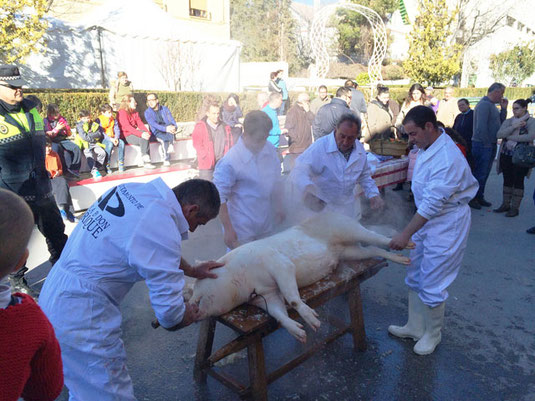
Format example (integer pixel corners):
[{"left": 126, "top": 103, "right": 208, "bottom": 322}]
[{"left": 0, "top": 83, "right": 22, "bottom": 90}]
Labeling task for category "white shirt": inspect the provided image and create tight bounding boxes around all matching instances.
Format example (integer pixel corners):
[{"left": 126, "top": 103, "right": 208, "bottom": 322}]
[
  {"left": 412, "top": 131, "right": 478, "bottom": 220},
  {"left": 291, "top": 133, "right": 379, "bottom": 215},
  {"left": 53, "top": 178, "right": 189, "bottom": 328},
  {"left": 213, "top": 138, "right": 282, "bottom": 242}
]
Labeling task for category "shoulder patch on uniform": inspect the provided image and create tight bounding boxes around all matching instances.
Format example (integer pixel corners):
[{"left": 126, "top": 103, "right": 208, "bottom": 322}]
[{"left": 0, "top": 124, "right": 8, "bottom": 135}]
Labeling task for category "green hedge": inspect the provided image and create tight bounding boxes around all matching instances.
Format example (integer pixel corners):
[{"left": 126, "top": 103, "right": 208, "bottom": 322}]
[
  {"left": 25, "top": 89, "right": 264, "bottom": 127},
  {"left": 25, "top": 86, "right": 535, "bottom": 127},
  {"left": 370, "top": 87, "right": 535, "bottom": 105}
]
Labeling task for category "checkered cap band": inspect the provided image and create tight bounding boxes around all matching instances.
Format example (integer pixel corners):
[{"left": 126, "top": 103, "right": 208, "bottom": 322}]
[{"left": 0, "top": 75, "right": 21, "bottom": 81}]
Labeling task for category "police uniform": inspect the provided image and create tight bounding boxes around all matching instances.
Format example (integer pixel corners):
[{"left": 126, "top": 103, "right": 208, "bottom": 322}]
[{"left": 0, "top": 65, "right": 67, "bottom": 263}]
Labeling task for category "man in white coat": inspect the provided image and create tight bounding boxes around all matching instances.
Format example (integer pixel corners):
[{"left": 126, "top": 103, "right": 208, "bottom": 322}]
[
  {"left": 214, "top": 111, "right": 283, "bottom": 249},
  {"left": 291, "top": 113, "right": 384, "bottom": 220},
  {"left": 39, "top": 178, "right": 223, "bottom": 401},
  {"left": 389, "top": 105, "right": 478, "bottom": 355}
]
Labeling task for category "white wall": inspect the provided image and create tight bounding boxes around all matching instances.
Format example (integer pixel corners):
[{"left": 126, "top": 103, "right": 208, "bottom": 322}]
[{"left": 240, "top": 62, "right": 289, "bottom": 91}]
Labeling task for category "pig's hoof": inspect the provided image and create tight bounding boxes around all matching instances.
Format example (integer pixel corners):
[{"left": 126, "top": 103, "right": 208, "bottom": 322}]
[
  {"left": 307, "top": 315, "right": 321, "bottom": 331},
  {"left": 397, "top": 256, "right": 411, "bottom": 265},
  {"left": 299, "top": 305, "right": 321, "bottom": 330},
  {"left": 287, "top": 321, "right": 307, "bottom": 343},
  {"left": 405, "top": 241, "right": 416, "bottom": 249}
]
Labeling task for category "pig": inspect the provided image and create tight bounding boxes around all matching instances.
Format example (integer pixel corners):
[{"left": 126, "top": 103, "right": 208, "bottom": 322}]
[{"left": 189, "top": 212, "right": 412, "bottom": 343}]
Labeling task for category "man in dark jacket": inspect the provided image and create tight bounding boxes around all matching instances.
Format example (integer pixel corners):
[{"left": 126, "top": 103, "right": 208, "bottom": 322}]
[
  {"left": 0, "top": 65, "right": 67, "bottom": 290},
  {"left": 453, "top": 98, "right": 474, "bottom": 166},
  {"left": 470, "top": 83, "right": 508, "bottom": 209},
  {"left": 284, "top": 93, "right": 314, "bottom": 172},
  {"left": 345, "top": 80, "right": 367, "bottom": 119},
  {"left": 312, "top": 86, "right": 352, "bottom": 140}
]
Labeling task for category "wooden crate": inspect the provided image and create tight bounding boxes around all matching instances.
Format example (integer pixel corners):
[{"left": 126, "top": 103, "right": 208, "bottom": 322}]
[{"left": 370, "top": 139, "right": 408, "bottom": 157}]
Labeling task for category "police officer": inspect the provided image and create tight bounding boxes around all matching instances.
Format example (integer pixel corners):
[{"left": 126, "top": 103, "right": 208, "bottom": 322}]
[{"left": 0, "top": 65, "right": 67, "bottom": 287}]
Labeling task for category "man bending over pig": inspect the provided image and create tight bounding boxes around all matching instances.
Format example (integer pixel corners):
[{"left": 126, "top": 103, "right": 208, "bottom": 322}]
[
  {"left": 39, "top": 178, "right": 223, "bottom": 401},
  {"left": 214, "top": 110, "right": 284, "bottom": 249},
  {"left": 291, "top": 113, "right": 384, "bottom": 219}
]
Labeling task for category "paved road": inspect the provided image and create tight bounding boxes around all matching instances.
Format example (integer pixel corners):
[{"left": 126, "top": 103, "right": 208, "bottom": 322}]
[{"left": 46, "top": 166, "right": 535, "bottom": 401}]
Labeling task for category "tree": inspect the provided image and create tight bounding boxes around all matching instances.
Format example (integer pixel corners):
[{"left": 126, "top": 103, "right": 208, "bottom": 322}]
[
  {"left": 0, "top": 0, "right": 49, "bottom": 63},
  {"left": 489, "top": 42, "right": 535, "bottom": 86},
  {"left": 336, "top": 0, "right": 398, "bottom": 62},
  {"left": 230, "top": 0, "right": 304, "bottom": 73},
  {"left": 402, "top": 0, "right": 462, "bottom": 85},
  {"left": 452, "top": 0, "right": 514, "bottom": 49}
]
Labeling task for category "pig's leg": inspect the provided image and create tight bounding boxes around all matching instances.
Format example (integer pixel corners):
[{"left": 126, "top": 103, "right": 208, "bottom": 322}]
[
  {"left": 183, "top": 276, "right": 197, "bottom": 302},
  {"left": 268, "top": 258, "right": 321, "bottom": 332},
  {"left": 350, "top": 225, "right": 415, "bottom": 249},
  {"left": 251, "top": 291, "right": 307, "bottom": 343},
  {"left": 341, "top": 244, "right": 411, "bottom": 265}
]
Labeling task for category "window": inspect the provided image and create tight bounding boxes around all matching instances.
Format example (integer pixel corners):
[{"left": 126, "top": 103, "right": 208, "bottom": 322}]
[{"left": 190, "top": 0, "right": 211, "bottom": 20}]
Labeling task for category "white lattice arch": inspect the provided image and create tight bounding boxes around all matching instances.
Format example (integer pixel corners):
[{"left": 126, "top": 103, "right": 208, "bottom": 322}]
[{"left": 309, "top": 2, "right": 387, "bottom": 91}]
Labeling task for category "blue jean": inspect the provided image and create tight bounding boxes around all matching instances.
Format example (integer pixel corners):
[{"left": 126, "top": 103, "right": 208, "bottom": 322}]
[
  {"left": 52, "top": 140, "right": 82, "bottom": 172},
  {"left": 471, "top": 141, "right": 496, "bottom": 199},
  {"left": 277, "top": 99, "right": 287, "bottom": 116},
  {"left": 102, "top": 138, "right": 125, "bottom": 165}
]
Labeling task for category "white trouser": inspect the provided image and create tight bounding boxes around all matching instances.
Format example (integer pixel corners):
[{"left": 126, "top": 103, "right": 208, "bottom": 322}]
[
  {"left": 39, "top": 267, "right": 136, "bottom": 401},
  {"left": 405, "top": 205, "right": 471, "bottom": 307},
  {"left": 156, "top": 138, "right": 171, "bottom": 161}
]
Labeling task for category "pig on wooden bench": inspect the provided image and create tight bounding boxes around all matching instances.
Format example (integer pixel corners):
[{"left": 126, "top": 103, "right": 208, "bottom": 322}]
[{"left": 189, "top": 212, "right": 412, "bottom": 343}]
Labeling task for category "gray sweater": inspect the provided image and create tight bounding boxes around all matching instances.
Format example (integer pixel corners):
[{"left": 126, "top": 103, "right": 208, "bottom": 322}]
[{"left": 472, "top": 96, "right": 507, "bottom": 145}]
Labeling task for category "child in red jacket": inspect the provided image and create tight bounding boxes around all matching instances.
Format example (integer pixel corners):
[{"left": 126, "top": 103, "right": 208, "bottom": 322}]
[{"left": 0, "top": 189, "right": 64, "bottom": 401}]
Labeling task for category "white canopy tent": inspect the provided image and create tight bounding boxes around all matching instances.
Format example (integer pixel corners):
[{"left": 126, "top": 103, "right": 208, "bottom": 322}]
[{"left": 20, "top": 0, "right": 241, "bottom": 92}]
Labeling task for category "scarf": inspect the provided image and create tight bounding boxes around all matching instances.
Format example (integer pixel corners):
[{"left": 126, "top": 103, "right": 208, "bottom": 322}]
[
  {"left": 223, "top": 103, "right": 236, "bottom": 113},
  {"left": 0, "top": 99, "right": 22, "bottom": 114},
  {"left": 505, "top": 113, "right": 530, "bottom": 151}
]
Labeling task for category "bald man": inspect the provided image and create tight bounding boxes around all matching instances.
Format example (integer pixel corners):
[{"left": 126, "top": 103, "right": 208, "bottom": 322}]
[
  {"left": 284, "top": 92, "right": 315, "bottom": 172},
  {"left": 436, "top": 87, "right": 460, "bottom": 127}
]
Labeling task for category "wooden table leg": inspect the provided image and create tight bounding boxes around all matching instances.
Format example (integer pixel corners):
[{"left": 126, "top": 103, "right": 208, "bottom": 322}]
[
  {"left": 194, "top": 318, "right": 216, "bottom": 383},
  {"left": 348, "top": 284, "right": 367, "bottom": 351},
  {"left": 247, "top": 335, "right": 268, "bottom": 401}
]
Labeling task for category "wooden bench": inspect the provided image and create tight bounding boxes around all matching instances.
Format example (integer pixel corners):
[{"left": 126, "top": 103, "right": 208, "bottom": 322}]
[{"left": 193, "top": 258, "right": 387, "bottom": 400}]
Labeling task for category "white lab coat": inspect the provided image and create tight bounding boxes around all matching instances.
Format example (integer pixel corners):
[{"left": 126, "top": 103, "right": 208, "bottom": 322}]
[
  {"left": 407, "top": 132, "right": 478, "bottom": 307},
  {"left": 290, "top": 132, "right": 379, "bottom": 219},
  {"left": 213, "top": 138, "right": 282, "bottom": 243},
  {"left": 39, "top": 178, "right": 189, "bottom": 401}
]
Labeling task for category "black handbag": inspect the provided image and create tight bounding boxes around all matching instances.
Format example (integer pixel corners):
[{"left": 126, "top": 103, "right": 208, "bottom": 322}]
[{"left": 512, "top": 142, "right": 535, "bottom": 168}]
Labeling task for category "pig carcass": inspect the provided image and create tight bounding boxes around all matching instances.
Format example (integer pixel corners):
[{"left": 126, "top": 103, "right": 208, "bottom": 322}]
[{"left": 190, "top": 212, "right": 411, "bottom": 343}]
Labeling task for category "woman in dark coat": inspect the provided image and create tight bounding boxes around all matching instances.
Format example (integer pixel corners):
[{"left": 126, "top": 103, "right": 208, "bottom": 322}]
[{"left": 221, "top": 94, "right": 243, "bottom": 144}]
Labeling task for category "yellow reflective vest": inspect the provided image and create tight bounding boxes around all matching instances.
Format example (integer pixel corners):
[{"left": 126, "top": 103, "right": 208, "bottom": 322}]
[{"left": 0, "top": 99, "right": 51, "bottom": 201}]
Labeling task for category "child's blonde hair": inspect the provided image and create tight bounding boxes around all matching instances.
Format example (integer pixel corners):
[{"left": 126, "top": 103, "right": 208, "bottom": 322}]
[{"left": 0, "top": 189, "right": 34, "bottom": 279}]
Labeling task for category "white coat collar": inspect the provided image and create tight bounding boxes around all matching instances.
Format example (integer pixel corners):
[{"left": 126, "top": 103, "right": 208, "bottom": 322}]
[
  {"left": 418, "top": 129, "right": 447, "bottom": 161},
  {"left": 150, "top": 178, "right": 190, "bottom": 240},
  {"left": 236, "top": 137, "right": 274, "bottom": 165},
  {"left": 325, "top": 132, "right": 365, "bottom": 164}
]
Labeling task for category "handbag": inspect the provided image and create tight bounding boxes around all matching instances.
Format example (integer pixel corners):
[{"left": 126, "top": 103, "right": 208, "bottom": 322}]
[{"left": 512, "top": 142, "right": 535, "bottom": 168}]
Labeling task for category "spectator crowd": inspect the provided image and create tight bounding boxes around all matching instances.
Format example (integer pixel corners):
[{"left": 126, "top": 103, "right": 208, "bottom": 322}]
[{"left": 0, "top": 62, "right": 534, "bottom": 401}]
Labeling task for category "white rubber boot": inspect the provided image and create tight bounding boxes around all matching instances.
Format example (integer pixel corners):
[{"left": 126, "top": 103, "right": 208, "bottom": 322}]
[
  {"left": 388, "top": 290, "right": 425, "bottom": 341},
  {"left": 413, "top": 302, "right": 445, "bottom": 355}
]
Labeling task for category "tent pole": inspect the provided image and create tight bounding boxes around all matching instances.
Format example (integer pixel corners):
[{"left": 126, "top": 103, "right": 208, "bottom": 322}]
[{"left": 97, "top": 27, "right": 106, "bottom": 88}]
